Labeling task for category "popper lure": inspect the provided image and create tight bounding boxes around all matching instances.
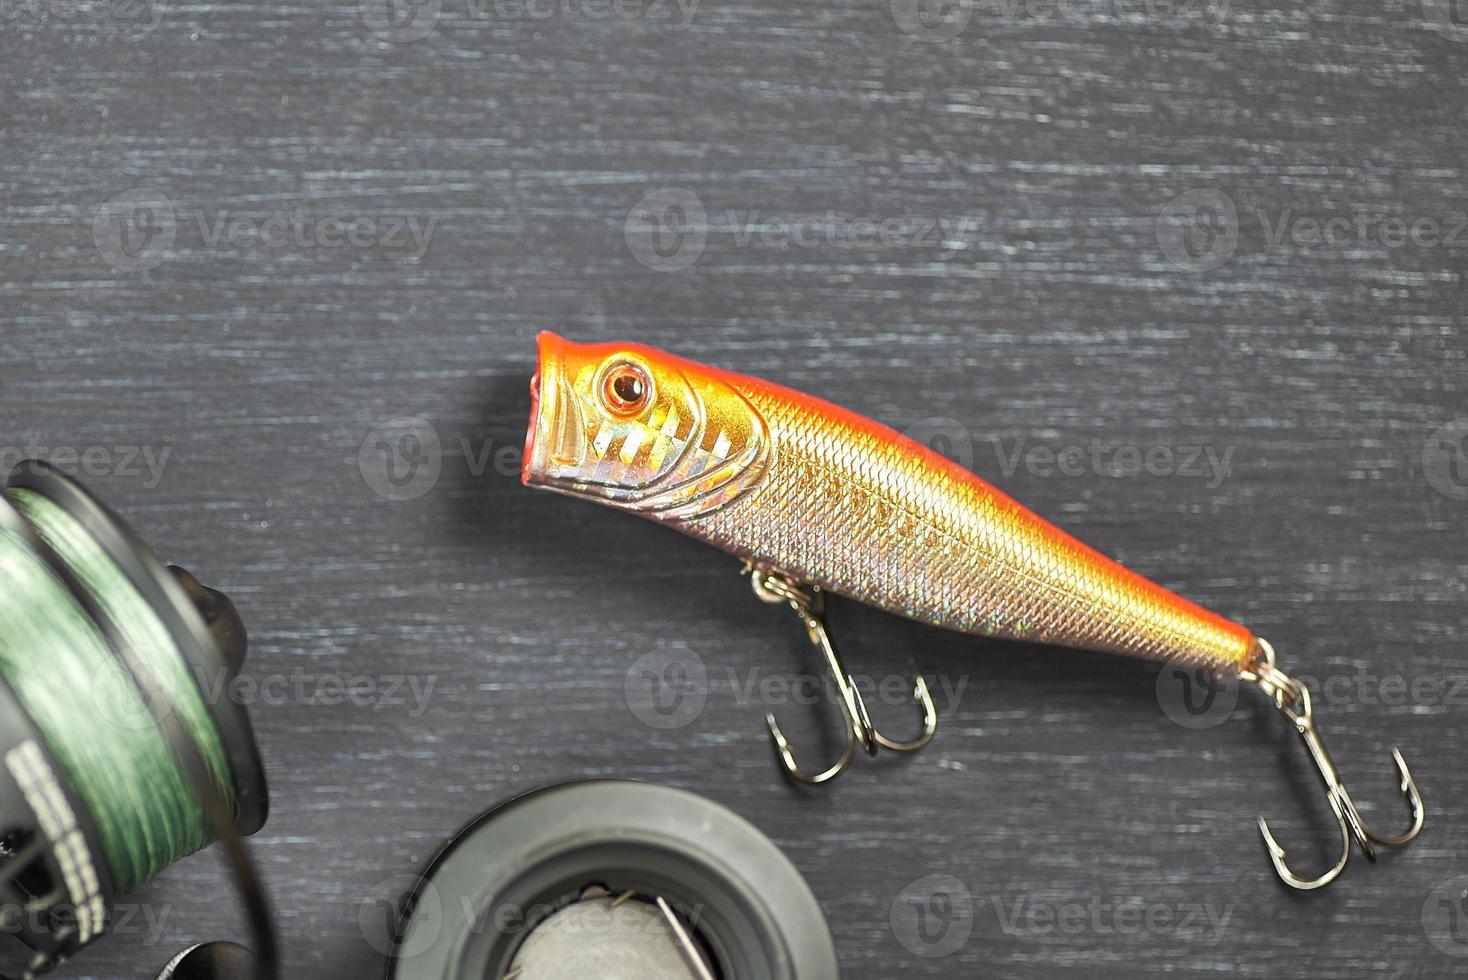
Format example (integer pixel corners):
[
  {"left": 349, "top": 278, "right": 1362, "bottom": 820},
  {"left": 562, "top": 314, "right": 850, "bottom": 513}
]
[{"left": 521, "top": 333, "right": 1424, "bottom": 889}]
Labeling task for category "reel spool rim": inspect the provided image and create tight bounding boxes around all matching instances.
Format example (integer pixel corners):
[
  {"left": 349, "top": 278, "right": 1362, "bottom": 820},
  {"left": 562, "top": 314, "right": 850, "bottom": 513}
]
[
  {"left": 388, "top": 779, "right": 839, "bottom": 980},
  {"left": 4, "top": 461, "right": 269, "bottom": 836}
]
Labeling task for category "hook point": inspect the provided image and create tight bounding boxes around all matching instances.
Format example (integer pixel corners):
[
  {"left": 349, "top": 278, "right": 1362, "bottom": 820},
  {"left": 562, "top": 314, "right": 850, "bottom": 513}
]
[
  {"left": 752, "top": 571, "right": 936, "bottom": 784},
  {"left": 1244, "top": 642, "right": 1423, "bottom": 889}
]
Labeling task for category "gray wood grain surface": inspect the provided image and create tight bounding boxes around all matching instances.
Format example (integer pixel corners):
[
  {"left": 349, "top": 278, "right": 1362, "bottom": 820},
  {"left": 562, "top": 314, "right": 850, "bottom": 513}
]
[{"left": 3, "top": 0, "right": 1466, "bottom": 977}]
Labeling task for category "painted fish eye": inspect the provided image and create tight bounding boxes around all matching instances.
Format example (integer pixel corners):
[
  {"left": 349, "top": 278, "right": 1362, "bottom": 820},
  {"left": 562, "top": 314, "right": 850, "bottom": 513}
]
[{"left": 600, "top": 361, "right": 652, "bottom": 416}]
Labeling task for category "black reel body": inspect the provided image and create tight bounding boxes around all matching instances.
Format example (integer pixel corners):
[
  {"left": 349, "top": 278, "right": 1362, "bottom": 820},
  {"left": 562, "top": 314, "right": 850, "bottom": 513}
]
[
  {"left": 0, "top": 462, "right": 271, "bottom": 978},
  {"left": 389, "top": 780, "right": 840, "bottom": 980},
  {"left": 0, "top": 675, "right": 116, "bottom": 976}
]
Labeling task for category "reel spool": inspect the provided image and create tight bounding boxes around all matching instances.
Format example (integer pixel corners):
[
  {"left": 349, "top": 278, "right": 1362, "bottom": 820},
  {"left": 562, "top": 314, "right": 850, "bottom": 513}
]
[
  {"left": 0, "top": 460, "right": 275, "bottom": 979},
  {"left": 388, "top": 781, "right": 839, "bottom": 980}
]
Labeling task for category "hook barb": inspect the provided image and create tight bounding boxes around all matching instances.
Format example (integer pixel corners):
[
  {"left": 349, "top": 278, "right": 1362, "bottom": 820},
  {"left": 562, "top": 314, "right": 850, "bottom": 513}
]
[
  {"left": 748, "top": 566, "right": 938, "bottom": 784},
  {"left": 1242, "top": 639, "right": 1425, "bottom": 890}
]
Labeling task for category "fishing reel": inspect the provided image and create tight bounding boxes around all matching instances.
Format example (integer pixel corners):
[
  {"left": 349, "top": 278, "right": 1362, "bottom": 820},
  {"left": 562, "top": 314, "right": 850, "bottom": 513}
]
[
  {"left": 0, "top": 461, "right": 275, "bottom": 979},
  {"left": 387, "top": 781, "right": 839, "bottom": 980}
]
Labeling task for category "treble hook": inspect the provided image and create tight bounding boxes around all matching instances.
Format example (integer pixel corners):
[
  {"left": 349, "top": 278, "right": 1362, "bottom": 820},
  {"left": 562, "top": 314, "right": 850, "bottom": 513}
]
[
  {"left": 1241, "top": 639, "right": 1425, "bottom": 890},
  {"left": 746, "top": 566, "right": 937, "bottom": 784}
]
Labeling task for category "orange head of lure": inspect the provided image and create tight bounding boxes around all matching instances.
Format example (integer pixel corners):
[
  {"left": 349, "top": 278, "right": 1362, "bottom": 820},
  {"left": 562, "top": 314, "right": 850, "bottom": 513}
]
[{"left": 523, "top": 332, "right": 772, "bottom": 519}]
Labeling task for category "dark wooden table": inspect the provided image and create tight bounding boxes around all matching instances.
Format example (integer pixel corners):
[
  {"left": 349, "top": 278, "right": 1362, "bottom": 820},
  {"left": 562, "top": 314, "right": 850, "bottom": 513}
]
[{"left": 4, "top": 1, "right": 1465, "bottom": 976}]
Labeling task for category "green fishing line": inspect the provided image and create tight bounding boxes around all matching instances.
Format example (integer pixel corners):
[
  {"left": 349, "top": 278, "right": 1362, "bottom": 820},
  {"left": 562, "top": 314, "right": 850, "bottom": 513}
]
[{"left": 0, "top": 488, "right": 236, "bottom": 895}]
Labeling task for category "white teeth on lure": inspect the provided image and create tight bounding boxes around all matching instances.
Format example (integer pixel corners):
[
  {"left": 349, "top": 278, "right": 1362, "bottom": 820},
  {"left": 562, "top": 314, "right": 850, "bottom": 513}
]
[{"left": 619, "top": 426, "right": 647, "bottom": 465}]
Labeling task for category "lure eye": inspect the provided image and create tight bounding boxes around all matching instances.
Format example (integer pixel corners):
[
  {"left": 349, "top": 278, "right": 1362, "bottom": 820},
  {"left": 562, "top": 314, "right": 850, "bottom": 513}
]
[{"left": 601, "top": 362, "right": 651, "bottom": 415}]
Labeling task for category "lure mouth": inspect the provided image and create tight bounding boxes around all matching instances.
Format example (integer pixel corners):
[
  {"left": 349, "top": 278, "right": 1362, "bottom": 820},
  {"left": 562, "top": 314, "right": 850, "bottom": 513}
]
[{"left": 522, "top": 331, "right": 586, "bottom": 488}]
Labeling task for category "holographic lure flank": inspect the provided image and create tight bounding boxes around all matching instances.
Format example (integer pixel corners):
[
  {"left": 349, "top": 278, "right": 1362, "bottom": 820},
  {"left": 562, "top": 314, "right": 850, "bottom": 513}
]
[{"left": 522, "top": 332, "right": 1424, "bottom": 890}]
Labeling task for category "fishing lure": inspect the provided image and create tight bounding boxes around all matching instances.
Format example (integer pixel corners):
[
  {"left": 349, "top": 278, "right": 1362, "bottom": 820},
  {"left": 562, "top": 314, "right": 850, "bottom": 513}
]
[{"left": 521, "top": 332, "right": 1424, "bottom": 889}]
